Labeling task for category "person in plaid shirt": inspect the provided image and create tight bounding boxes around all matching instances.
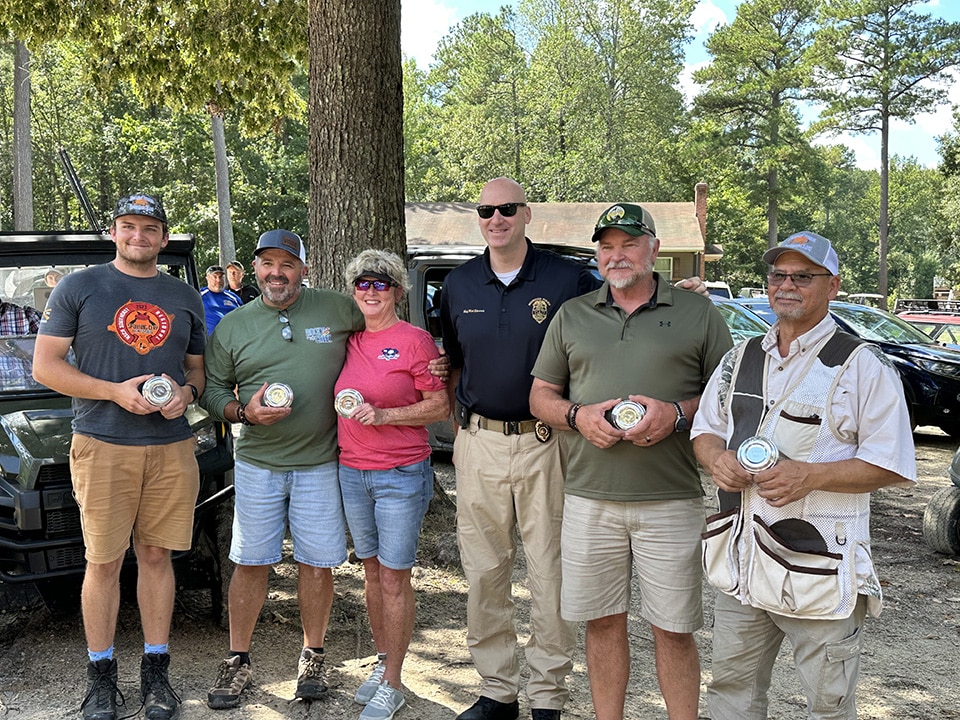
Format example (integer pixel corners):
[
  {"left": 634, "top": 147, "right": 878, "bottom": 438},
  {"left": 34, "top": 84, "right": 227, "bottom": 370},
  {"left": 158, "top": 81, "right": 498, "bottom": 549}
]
[{"left": 0, "top": 301, "right": 41, "bottom": 335}]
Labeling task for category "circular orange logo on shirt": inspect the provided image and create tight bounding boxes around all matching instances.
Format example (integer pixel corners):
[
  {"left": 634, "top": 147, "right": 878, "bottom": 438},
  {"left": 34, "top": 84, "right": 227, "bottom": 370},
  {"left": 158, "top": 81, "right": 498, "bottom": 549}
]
[{"left": 108, "top": 301, "right": 174, "bottom": 354}]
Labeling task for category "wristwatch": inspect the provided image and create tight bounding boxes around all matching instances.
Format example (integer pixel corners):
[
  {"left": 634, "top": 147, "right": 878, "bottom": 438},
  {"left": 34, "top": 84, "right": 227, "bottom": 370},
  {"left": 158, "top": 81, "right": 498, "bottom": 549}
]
[{"left": 672, "top": 401, "right": 689, "bottom": 432}]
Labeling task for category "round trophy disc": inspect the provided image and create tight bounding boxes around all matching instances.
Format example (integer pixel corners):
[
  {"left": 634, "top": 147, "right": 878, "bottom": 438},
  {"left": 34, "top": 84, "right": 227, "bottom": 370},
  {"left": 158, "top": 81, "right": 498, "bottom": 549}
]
[
  {"left": 605, "top": 400, "right": 646, "bottom": 430},
  {"left": 335, "top": 388, "right": 364, "bottom": 417},
  {"left": 142, "top": 376, "right": 175, "bottom": 407},
  {"left": 737, "top": 436, "right": 780, "bottom": 473},
  {"left": 264, "top": 382, "right": 294, "bottom": 408}
]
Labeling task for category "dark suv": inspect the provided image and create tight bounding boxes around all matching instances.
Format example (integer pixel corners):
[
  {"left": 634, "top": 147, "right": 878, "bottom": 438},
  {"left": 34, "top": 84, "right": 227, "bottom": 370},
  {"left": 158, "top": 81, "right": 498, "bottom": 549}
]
[{"left": 0, "top": 232, "right": 234, "bottom": 602}]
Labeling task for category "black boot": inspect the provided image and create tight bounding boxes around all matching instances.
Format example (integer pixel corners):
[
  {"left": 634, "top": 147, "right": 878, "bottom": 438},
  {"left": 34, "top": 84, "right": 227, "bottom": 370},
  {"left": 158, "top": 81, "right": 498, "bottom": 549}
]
[
  {"left": 81, "top": 658, "right": 123, "bottom": 720},
  {"left": 140, "top": 653, "right": 181, "bottom": 719}
]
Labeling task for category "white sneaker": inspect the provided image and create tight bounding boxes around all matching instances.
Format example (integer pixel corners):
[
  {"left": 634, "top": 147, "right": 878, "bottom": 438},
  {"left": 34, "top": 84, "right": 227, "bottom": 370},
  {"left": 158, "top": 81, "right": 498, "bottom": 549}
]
[
  {"left": 359, "top": 681, "right": 405, "bottom": 720},
  {"left": 354, "top": 656, "right": 387, "bottom": 704}
]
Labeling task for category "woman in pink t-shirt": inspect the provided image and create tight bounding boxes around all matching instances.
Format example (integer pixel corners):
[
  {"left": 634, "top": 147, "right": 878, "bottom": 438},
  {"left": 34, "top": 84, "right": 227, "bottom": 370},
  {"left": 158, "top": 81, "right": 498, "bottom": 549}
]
[{"left": 335, "top": 249, "right": 449, "bottom": 719}]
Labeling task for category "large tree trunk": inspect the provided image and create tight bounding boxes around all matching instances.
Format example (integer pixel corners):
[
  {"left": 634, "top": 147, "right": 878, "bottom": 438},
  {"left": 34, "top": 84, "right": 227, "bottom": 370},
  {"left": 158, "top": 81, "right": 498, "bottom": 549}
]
[
  {"left": 307, "top": 0, "right": 406, "bottom": 296},
  {"left": 13, "top": 40, "right": 34, "bottom": 231}
]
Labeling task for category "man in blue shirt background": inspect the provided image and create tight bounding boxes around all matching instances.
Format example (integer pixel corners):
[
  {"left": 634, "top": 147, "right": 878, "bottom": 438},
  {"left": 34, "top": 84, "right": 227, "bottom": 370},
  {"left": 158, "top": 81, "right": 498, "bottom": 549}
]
[{"left": 201, "top": 265, "right": 242, "bottom": 335}]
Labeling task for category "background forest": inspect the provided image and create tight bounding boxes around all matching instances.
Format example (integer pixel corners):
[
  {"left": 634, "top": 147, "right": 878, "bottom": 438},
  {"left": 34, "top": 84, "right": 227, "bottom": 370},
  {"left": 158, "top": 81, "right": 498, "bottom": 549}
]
[{"left": 4, "top": 0, "right": 960, "bottom": 300}]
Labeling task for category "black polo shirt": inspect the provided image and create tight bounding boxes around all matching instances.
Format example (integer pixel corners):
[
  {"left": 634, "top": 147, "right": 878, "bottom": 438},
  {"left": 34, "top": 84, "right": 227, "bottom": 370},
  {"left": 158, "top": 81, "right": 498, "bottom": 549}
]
[{"left": 440, "top": 239, "right": 600, "bottom": 421}]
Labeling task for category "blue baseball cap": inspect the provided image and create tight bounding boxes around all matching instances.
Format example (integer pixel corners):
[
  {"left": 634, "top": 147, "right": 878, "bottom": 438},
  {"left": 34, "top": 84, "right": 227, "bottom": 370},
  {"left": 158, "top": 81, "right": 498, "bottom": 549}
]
[{"left": 763, "top": 231, "right": 839, "bottom": 275}]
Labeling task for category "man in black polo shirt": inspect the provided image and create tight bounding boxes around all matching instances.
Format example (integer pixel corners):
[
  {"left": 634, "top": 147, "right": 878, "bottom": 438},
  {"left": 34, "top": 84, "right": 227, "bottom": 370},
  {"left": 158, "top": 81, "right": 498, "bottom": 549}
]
[{"left": 440, "top": 178, "right": 705, "bottom": 720}]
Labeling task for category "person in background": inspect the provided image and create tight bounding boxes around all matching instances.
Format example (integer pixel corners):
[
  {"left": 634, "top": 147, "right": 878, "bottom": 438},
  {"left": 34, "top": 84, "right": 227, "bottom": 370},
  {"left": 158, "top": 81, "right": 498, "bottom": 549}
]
[
  {"left": 335, "top": 249, "right": 449, "bottom": 720},
  {"left": 201, "top": 265, "right": 243, "bottom": 335},
  {"left": 691, "top": 231, "right": 916, "bottom": 720},
  {"left": 0, "top": 300, "right": 41, "bottom": 335},
  {"left": 33, "top": 193, "right": 205, "bottom": 720},
  {"left": 45, "top": 268, "right": 64, "bottom": 287},
  {"left": 226, "top": 260, "right": 261, "bottom": 304}
]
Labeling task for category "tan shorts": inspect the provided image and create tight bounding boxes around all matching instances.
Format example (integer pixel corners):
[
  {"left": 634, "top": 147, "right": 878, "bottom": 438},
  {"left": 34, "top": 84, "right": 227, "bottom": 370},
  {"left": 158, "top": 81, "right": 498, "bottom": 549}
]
[
  {"left": 70, "top": 435, "right": 200, "bottom": 563},
  {"left": 560, "top": 493, "right": 705, "bottom": 632}
]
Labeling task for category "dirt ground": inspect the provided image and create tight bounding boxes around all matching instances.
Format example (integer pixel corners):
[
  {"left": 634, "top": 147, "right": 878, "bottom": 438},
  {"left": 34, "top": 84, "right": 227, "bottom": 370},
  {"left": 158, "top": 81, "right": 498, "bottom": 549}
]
[{"left": 2, "top": 428, "right": 959, "bottom": 720}]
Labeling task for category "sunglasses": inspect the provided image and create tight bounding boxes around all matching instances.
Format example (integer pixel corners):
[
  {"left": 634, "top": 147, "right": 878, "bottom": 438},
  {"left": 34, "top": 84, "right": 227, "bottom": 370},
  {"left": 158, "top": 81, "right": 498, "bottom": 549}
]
[
  {"left": 476, "top": 202, "right": 526, "bottom": 219},
  {"left": 767, "top": 271, "right": 832, "bottom": 288},
  {"left": 354, "top": 279, "right": 394, "bottom": 292},
  {"left": 278, "top": 310, "right": 293, "bottom": 341}
]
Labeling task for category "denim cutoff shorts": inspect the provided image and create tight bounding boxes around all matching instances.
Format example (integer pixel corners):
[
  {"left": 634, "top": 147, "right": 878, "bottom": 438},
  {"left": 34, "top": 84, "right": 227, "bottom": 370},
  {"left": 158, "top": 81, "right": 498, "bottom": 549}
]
[
  {"left": 339, "top": 458, "right": 433, "bottom": 570},
  {"left": 230, "top": 458, "right": 346, "bottom": 567}
]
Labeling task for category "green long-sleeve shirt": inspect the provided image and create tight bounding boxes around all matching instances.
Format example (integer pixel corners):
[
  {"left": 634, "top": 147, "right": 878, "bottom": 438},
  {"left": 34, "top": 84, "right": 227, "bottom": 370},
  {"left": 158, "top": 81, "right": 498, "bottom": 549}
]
[{"left": 201, "top": 288, "right": 364, "bottom": 471}]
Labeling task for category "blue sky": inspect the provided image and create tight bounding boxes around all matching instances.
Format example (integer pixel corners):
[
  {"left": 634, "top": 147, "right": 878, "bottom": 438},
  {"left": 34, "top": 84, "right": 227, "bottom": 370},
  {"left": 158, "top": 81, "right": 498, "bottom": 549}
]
[{"left": 400, "top": 0, "right": 960, "bottom": 170}]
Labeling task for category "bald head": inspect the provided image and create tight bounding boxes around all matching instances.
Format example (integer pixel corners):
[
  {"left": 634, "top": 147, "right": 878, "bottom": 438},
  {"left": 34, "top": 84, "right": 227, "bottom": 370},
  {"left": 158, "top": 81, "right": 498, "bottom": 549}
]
[{"left": 479, "top": 177, "right": 527, "bottom": 205}]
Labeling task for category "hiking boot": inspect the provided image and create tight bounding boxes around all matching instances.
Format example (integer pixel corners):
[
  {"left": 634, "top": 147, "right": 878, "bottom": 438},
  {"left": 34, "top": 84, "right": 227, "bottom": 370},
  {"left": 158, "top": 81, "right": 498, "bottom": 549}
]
[
  {"left": 140, "top": 653, "right": 181, "bottom": 720},
  {"left": 81, "top": 658, "right": 124, "bottom": 720},
  {"left": 207, "top": 655, "right": 253, "bottom": 710},
  {"left": 295, "top": 648, "right": 328, "bottom": 700},
  {"left": 359, "top": 681, "right": 405, "bottom": 720},
  {"left": 354, "top": 654, "right": 387, "bottom": 704}
]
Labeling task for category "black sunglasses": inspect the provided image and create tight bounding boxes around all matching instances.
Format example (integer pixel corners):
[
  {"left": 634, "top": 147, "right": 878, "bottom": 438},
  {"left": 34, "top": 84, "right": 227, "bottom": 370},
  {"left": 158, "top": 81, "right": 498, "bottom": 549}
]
[
  {"left": 476, "top": 202, "right": 526, "bottom": 219},
  {"left": 278, "top": 310, "right": 292, "bottom": 342}
]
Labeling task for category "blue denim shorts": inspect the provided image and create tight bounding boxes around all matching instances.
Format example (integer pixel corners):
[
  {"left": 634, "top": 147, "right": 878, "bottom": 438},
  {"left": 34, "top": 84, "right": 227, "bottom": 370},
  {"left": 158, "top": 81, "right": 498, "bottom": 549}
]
[
  {"left": 230, "top": 459, "right": 346, "bottom": 567},
  {"left": 338, "top": 458, "right": 433, "bottom": 570}
]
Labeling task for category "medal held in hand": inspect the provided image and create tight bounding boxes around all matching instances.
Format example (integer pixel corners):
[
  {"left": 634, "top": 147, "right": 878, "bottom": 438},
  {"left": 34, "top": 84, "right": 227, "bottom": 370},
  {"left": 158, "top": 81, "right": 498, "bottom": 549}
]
[
  {"left": 141, "top": 376, "right": 175, "bottom": 407},
  {"left": 335, "top": 388, "right": 364, "bottom": 417},
  {"left": 605, "top": 400, "right": 646, "bottom": 430},
  {"left": 264, "top": 382, "right": 294, "bottom": 408},
  {"left": 737, "top": 436, "right": 779, "bottom": 473}
]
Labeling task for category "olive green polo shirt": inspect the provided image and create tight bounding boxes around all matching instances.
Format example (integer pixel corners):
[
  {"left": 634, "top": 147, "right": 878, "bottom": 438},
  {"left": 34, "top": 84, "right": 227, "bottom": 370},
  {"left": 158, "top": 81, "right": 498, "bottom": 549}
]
[{"left": 532, "top": 274, "right": 732, "bottom": 502}]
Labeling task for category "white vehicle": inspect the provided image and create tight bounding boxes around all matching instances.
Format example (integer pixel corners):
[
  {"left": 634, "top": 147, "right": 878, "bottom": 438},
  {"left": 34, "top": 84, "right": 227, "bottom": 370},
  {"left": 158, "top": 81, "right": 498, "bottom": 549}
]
[{"left": 704, "top": 281, "right": 732, "bottom": 299}]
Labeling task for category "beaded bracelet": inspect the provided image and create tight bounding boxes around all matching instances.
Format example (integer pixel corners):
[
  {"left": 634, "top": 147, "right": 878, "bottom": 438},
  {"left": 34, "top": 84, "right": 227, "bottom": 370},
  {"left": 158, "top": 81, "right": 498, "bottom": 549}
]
[
  {"left": 236, "top": 403, "right": 253, "bottom": 426},
  {"left": 566, "top": 402, "right": 583, "bottom": 432}
]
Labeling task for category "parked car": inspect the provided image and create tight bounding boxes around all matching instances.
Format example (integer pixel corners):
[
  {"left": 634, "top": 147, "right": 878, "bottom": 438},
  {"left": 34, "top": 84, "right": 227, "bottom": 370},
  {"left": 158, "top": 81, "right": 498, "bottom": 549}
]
[
  {"left": 705, "top": 281, "right": 732, "bottom": 299},
  {"left": 923, "top": 445, "right": 960, "bottom": 555},
  {"left": 896, "top": 312, "right": 960, "bottom": 347},
  {"left": 0, "top": 232, "right": 234, "bottom": 610},
  {"left": 734, "top": 298, "right": 960, "bottom": 437},
  {"left": 710, "top": 297, "right": 770, "bottom": 343}
]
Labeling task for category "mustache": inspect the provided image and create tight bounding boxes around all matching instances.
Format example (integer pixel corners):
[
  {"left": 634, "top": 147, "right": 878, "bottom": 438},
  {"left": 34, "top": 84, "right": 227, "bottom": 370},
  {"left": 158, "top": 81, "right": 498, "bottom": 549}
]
[
  {"left": 264, "top": 275, "right": 289, "bottom": 284},
  {"left": 774, "top": 291, "right": 802, "bottom": 302},
  {"left": 603, "top": 261, "right": 634, "bottom": 271}
]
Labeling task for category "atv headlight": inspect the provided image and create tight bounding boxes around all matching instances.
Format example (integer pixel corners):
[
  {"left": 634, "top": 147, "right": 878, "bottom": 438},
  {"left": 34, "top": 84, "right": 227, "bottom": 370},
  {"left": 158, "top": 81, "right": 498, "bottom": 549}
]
[{"left": 194, "top": 424, "right": 219, "bottom": 454}]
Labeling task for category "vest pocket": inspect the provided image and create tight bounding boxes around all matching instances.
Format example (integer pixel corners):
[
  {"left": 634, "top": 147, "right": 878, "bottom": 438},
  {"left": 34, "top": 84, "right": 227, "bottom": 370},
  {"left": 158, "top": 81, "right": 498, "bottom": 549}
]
[
  {"left": 772, "top": 400, "right": 822, "bottom": 461},
  {"left": 748, "top": 515, "right": 843, "bottom": 617},
  {"left": 702, "top": 506, "right": 742, "bottom": 594}
]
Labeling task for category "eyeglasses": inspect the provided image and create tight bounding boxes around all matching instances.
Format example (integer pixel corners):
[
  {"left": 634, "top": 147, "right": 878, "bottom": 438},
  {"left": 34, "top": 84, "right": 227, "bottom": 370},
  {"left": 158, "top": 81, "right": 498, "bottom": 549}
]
[
  {"left": 476, "top": 202, "right": 526, "bottom": 219},
  {"left": 278, "top": 310, "right": 293, "bottom": 341},
  {"left": 354, "top": 279, "right": 393, "bottom": 292},
  {"left": 767, "top": 271, "right": 833, "bottom": 287}
]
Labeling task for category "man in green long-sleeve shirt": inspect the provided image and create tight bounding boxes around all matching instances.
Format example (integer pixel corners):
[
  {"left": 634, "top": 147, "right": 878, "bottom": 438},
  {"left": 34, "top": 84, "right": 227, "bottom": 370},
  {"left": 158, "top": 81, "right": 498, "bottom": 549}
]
[{"left": 201, "top": 229, "right": 364, "bottom": 709}]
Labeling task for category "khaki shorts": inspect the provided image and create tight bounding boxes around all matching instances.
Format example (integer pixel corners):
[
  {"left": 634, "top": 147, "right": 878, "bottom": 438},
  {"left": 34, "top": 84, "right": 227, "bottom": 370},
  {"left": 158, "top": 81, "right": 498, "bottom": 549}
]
[
  {"left": 560, "top": 493, "right": 705, "bottom": 633},
  {"left": 70, "top": 435, "right": 200, "bottom": 563}
]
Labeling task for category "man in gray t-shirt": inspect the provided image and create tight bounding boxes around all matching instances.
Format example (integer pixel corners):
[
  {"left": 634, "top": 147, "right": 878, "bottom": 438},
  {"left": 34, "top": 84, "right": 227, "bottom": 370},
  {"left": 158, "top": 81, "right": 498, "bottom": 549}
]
[{"left": 34, "top": 194, "right": 205, "bottom": 720}]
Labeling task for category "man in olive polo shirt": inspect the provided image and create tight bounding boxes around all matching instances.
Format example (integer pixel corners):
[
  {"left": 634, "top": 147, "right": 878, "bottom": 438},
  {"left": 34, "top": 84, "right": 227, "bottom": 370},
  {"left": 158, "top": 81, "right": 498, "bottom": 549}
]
[{"left": 529, "top": 203, "right": 732, "bottom": 720}]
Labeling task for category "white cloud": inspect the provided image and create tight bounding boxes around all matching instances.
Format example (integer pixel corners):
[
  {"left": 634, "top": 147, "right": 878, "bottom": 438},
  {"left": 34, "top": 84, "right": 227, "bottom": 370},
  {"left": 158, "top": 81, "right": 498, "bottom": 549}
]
[
  {"left": 812, "top": 132, "right": 881, "bottom": 171},
  {"left": 401, "top": 0, "right": 459, "bottom": 69},
  {"left": 690, "top": 0, "right": 729, "bottom": 43},
  {"left": 679, "top": 59, "right": 710, "bottom": 106}
]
